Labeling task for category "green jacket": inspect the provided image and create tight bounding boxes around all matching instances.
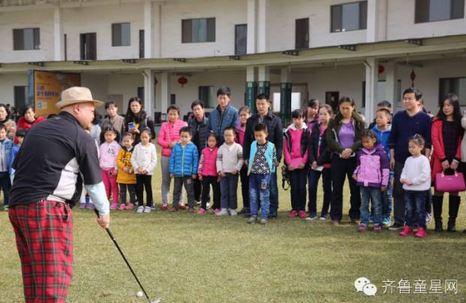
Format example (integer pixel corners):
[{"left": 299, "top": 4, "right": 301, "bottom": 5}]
[{"left": 326, "top": 111, "right": 365, "bottom": 154}]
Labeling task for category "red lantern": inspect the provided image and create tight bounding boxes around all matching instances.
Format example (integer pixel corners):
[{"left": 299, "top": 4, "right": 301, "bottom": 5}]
[
  {"left": 410, "top": 70, "right": 416, "bottom": 87},
  {"left": 178, "top": 76, "right": 188, "bottom": 87},
  {"left": 378, "top": 65, "right": 385, "bottom": 74}
]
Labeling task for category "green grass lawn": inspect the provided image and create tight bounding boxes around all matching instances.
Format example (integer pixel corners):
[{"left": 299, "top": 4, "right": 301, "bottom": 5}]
[{"left": 1, "top": 148, "right": 466, "bottom": 303}]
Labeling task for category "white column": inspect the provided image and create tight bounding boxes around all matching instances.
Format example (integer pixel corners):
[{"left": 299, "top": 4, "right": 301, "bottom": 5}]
[
  {"left": 53, "top": 7, "right": 64, "bottom": 61},
  {"left": 160, "top": 71, "right": 170, "bottom": 118},
  {"left": 247, "top": 0, "right": 257, "bottom": 54},
  {"left": 367, "top": 0, "right": 387, "bottom": 43},
  {"left": 385, "top": 61, "right": 398, "bottom": 110},
  {"left": 154, "top": 4, "right": 161, "bottom": 58},
  {"left": 258, "top": 66, "right": 270, "bottom": 82},
  {"left": 280, "top": 67, "right": 291, "bottom": 83},
  {"left": 246, "top": 66, "right": 256, "bottom": 82},
  {"left": 364, "top": 58, "right": 378, "bottom": 123},
  {"left": 257, "top": 0, "right": 268, "bottom": 53},
  {"left": 144, "top": 0, "right": 154, "bottom": 59},
  {"left": 143, "top": 69, "right": 155, "bottom": 118}
]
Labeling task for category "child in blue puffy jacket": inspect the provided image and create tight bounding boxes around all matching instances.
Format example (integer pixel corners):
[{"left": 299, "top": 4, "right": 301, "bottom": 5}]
[{"left": 169, "top": 127, "right": 199, "bottom": 212}]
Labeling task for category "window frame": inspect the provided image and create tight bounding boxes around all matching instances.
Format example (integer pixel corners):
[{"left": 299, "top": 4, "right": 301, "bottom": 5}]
[
  {"left": 415, "top": 0, "right": 464, "bottom": 24},
  {"left": 182, "top": 18, "right": 216, "bottom": 43},
  {"left": 112, "top": 22, "right": 131, "bottom": 47},
  {"left": 13, "top": 28, "right": 40, "bottom": 51},
  {"left": 330, "top": 1, "right": 368, "bottom": 33}
]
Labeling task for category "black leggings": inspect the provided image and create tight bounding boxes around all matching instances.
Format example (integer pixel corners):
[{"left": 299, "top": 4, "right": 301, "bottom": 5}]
[
  {"left": 201, "top": 176, "right": 220, "bottom": 210},
  {"left": 136, "top": 174, "right": 153, "bottom": 207}
]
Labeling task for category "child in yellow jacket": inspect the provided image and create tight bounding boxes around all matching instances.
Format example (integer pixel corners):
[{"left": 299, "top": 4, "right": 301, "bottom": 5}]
[{"left": 117, "top": 132, "right": 137, "bottom": 210}]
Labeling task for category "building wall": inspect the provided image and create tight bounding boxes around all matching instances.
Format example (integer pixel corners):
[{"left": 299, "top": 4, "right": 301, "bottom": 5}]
[
  {"left": 160, "top": 0, "right": 247, "bottom": 58},
  {"left": 63, "top": 4, "right": 145, "bottom": 61},
  {"left": 0, "top": 74, "right": 28, "bottom": 105},
  {"left": 0, "top": 10, "right": 55, "bottom": 63},
  {"left": 267, "top": 0, "right": 367, "bottom": 52},
  {"left": 2, "top": 0, "right": 466, "bottom": 63},
  {"left": 387, "top": 0, "right": 466, "bottom": 40}
]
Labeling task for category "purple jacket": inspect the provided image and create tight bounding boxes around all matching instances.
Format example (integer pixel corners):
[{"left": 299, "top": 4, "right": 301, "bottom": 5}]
[{"left": 354, "top": 143, "right": 389, "bottom": 188}]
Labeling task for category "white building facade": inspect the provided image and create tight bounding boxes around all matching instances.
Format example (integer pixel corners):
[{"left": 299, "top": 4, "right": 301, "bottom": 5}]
[{"left": 1, "top": 0, "right": 466, "bottom": 122}]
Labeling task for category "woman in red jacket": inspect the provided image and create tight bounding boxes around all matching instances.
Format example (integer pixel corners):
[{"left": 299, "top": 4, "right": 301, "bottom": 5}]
[
  {"left": 431, "top": 94, "right": 463, "bottom": 232},
  {"left": 15, "top": 105, "right": 45, "bottom": 144}
]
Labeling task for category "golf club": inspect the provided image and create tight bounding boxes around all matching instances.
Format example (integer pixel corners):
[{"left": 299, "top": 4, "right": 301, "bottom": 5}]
[{"left": 94, "top": 209, "right": 161, "bottom": 303}]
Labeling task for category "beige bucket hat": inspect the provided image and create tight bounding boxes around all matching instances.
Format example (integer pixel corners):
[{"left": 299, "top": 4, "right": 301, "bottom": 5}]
[{"left": 56, "top": 86, "right": 103, "bottom": 109}]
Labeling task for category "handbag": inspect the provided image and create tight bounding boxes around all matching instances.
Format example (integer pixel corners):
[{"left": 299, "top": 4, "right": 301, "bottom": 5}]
[{"left": 435, "top": 172, "right": 466, "bottom": 192}]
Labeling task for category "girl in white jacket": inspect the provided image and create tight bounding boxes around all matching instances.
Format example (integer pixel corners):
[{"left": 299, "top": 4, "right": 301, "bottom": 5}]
[{"left": 131, "top": 128, "right": 157, "bottom": 213}]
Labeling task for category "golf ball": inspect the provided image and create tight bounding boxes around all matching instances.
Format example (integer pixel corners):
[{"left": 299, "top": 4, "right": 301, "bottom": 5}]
[{"left": 136, "top": 291, "right": 143, "bottom": 298}]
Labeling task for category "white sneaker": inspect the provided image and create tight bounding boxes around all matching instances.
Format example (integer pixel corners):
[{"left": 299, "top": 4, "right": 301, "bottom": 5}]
[
  {"left": 215, "top": 208, "right": 228, "bottom": 216},
  {"left": 137, "top": 206, "right": 144, "bottom": 213},
  {"left": 143, "top": 206, "right": 151, "bottom": 213},
  {"left": 229, "top": 209, "right": 238, "bottom": 216}
]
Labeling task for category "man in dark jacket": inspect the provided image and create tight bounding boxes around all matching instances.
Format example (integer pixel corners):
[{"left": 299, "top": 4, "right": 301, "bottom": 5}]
[
  {"left": 189, "top": 100, "right": 208, "bottom": 203},
  {"left": 206, "top": 87, "right": 238, "bottom": 146},
  {"left": 243, "top": 93, "right": 283, "bottom": 218}
]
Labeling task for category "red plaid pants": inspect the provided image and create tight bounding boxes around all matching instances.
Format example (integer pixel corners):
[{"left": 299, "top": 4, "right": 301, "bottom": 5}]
[{"left": 9, "top": 200, "right": 73, "bottom": 303}]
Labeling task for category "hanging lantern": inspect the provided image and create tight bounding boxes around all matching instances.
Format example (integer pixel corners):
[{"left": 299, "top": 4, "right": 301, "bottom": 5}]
[
  {"left": 410, "top": 70, "right": 416, "bottom": 87},
  {"left": 378, "top": 65, "right": 385, "bottom": 74},
  {"left": 178, "top": 76, "right": 188, "bottom": 87}
]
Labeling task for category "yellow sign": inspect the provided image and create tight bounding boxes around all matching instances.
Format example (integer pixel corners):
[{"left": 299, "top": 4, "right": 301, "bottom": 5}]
[{"left": 33, "top": 71, "right": 81, "bottom": 116}]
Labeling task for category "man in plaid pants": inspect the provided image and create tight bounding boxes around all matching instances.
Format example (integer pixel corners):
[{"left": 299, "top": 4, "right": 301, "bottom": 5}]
[{"left": 8, "top": 87, "right": 111, "bottom": 303}]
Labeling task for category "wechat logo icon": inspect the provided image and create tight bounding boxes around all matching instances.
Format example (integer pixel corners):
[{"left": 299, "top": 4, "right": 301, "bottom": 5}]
[{"left": 355, "top": 277, "right": 378, "bottom": 296}]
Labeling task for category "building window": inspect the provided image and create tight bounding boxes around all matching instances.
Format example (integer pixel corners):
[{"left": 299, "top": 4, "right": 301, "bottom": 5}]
[
  {"left": 13, "top": 28, "right": 40, "bottom": 50},
  {"left": 199, "top": 86, "right": 216, "bottom": 108},
  {"left": 331, "top": 1, "right": 367, "bottom": 32},
  {"left": 415, "top": 0, "right": 464, "bottom": 23},
  {"left": 182, "top": 18, "right": 215, "bottom": 43},
  {"left": 14, "top": 86, "right": 28, "bottom": 110},
  {"left": 439, "top": 78, "right": 466, "bottom": 105},
  {"left": 112, "top": 23, "right": 131, "bottom": 47},
  {"left": 235, "top": 24, "right": 247, "bottom": 55}
]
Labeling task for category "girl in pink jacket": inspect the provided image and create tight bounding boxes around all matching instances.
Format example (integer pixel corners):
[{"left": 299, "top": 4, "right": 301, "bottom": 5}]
[
  {"left": 197, "top": 133, "right": 221, "bottom": 214},
  {"left": 99, "top": 127, "right": 122, "bottom": 210},
  {"left": 157, "top": 105, "right": 188, "bottom": 209},
  {"left": 284, "top": 109, "right": 310, "bottom": 218}
]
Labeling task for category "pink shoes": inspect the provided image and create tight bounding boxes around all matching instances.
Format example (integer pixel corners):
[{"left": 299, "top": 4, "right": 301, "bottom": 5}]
[
  {"left": 125, "top": 203, "right": 134, "bottom": 210},
  {"left": 110, "top": 203, "right": 117, "bottom": 210},
  {"left": 415, "top": 227, "right": 427, "bottom": 238},
  {"left": 198, "top": 208, "right": 206, "bottom": 214},
  {"left": 118, "top": 204, "right": 126, "bottom": 211},
  {"left": 214, "top": 208, "right": 220, "bottom": 214},
  {"left": 399, "top": 226, "right": 413, "bottom": 237},
  {"left": 298, "top": 211, "right": 306, "bottom": 218},
  {"left": 288, "top": 210, "right": 298, "bottom": 218}
]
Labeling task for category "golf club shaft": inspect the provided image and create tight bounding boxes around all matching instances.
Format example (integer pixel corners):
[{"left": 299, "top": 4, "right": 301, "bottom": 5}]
[{"left": 94, "top": 209, "right": 152, "bottom": 303}]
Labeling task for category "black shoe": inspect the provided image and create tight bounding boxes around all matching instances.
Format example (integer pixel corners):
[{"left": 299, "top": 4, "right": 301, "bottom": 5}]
[
  {"left": 447, "top": 221, "right": 457, "bottom": 233},
  {"left": 268, "top": 213, "right": 277, "bottom": 219},
  {"left": 434, "top": 221, "right": 443, "bottom": 232},
  {"left": 388, "top": 223, "right": 403, "bottom": 231}
]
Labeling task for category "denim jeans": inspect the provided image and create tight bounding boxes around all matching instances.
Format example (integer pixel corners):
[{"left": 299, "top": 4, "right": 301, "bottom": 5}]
[
  {"left": 404, "top": 190, "right": 428, "bottom": 229},
  {"left": 249, "top": 173, "right": 271, "bottom": 219},
  {"left": 381, "top": 173, "right": 393, "bottom": 218},
  {"left": 289, "top": 168, "right": 308, "bottom": 211},
  {"left": 268, "top": 172, "right": 279, "bottom": 215},
  {"left": 308, "top": 168, "right": 332, "bottom": 217},
  {"left": 220, "top": 173, "right": 239, "bottom": 209},
  {"left": 360, "top": 187, "right": 383, "bottom": 226}
]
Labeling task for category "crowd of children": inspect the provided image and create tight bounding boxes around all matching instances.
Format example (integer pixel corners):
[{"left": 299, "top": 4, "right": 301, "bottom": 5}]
[{"left": 3, "top": 86, "right": 466, "bottom": 236}]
